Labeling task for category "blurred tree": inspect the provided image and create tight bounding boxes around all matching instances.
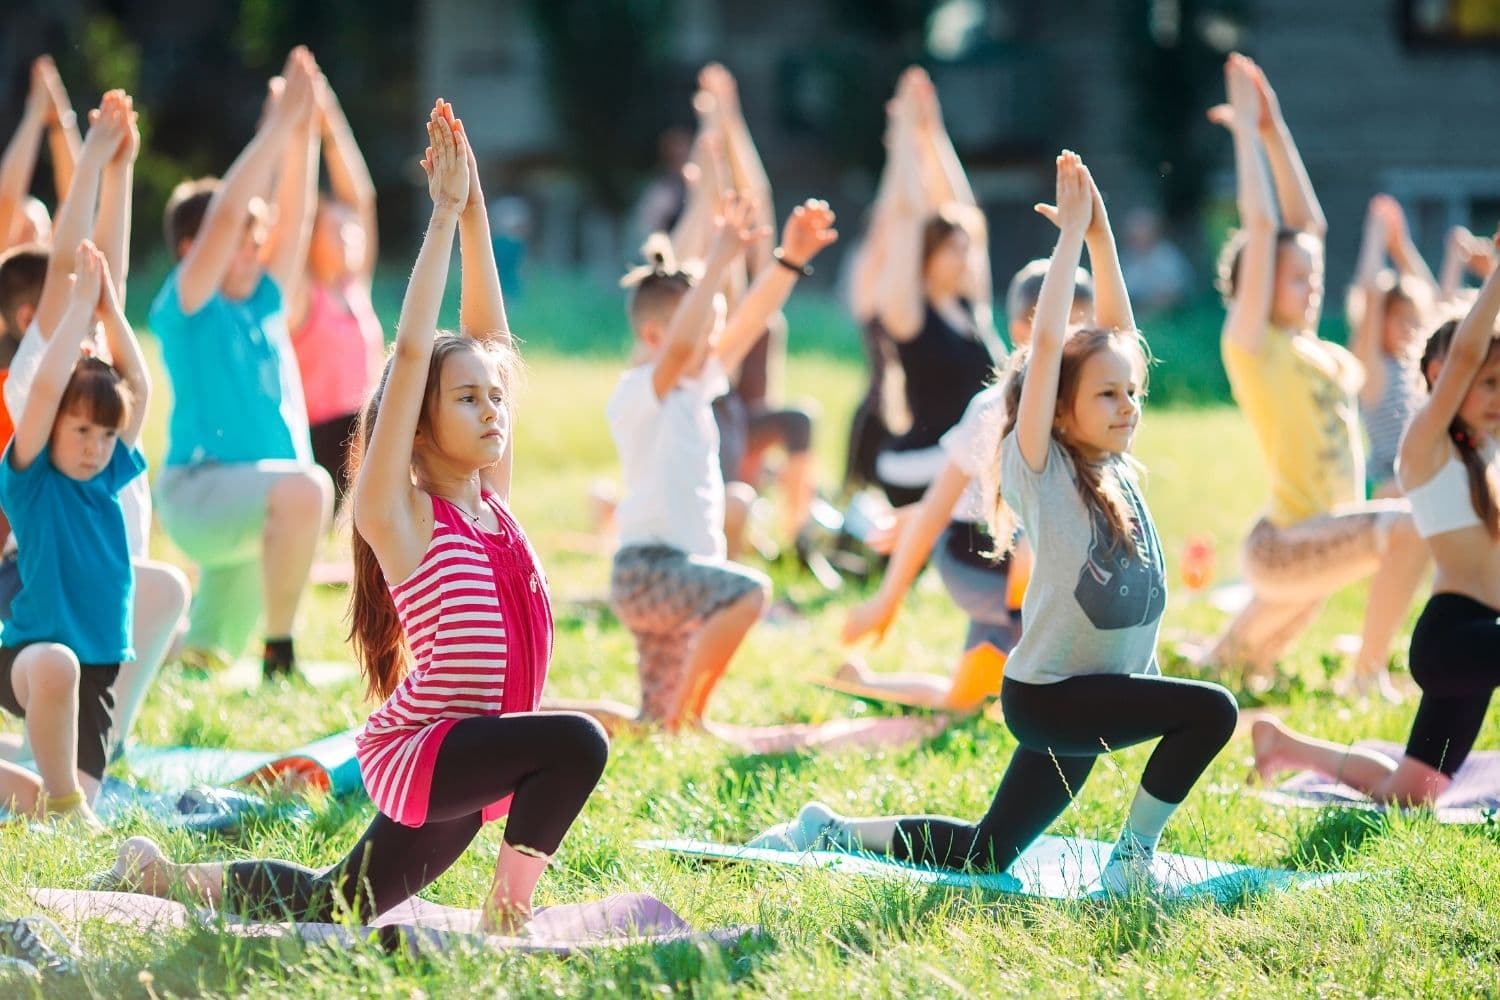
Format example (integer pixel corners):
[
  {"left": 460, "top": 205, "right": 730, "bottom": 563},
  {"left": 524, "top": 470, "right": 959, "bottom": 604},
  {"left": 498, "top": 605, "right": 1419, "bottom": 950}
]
[
  {"left": 1117, "top": 0, "right": 1247, "bottom": 226},
  {"left": 526, "top": 0, "right": 678, "bottom": 214}
]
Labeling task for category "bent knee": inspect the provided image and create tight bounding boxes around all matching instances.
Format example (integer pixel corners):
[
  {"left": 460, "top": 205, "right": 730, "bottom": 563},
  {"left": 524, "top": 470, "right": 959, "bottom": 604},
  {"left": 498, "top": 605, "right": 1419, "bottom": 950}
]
[
  {"left": 267, "top": 467, "right": 333, "bottom": 519},
  {"left": 135, "top": 561, "right": 191, "bottom": 616},
  {"left": 19, "top": 645, "right": 82, "bottom": 697},
  {"left": 554, "top": 712, "right": 610, "bottom": 778},
  {"left": 1196, "top": 684, "right": 1240, "bottom": 743}
]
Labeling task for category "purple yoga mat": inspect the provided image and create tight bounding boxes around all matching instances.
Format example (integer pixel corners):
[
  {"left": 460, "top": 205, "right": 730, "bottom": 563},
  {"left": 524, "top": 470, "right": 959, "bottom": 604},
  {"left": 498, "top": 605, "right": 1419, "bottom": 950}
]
[
  {"left": 30, "top": 889, "right": 754, "bottom": 956},
  {"left": 1265, "top": 740, "right": 1500, "bottom": 824}
]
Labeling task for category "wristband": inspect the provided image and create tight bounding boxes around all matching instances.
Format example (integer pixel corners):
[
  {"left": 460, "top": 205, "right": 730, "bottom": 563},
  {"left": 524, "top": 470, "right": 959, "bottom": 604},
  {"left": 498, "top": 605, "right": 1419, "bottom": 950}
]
[{"left": 773, "top": 247, "right": 813, "bottom": 278}]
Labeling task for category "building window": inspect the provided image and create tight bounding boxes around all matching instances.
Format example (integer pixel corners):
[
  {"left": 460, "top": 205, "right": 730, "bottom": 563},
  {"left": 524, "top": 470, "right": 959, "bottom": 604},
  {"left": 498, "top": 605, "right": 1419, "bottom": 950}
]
[{"left": 1400, "top": 0, "right": 1500, "bottom": 48}]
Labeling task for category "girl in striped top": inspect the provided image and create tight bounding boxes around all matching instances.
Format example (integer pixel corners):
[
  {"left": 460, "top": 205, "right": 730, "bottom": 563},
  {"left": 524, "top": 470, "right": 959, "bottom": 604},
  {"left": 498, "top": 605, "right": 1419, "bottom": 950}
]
[{"left": 98, "top": 102, "right": 608, "bottom": 936}]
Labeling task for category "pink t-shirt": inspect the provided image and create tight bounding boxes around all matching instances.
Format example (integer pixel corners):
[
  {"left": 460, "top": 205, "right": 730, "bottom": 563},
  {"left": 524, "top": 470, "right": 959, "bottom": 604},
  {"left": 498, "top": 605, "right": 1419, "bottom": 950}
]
[
  {"left": 356, "top": 492, "right": 554, "bottom": 827},
  {"left": 291, "top": 280, "right": 383, "bottom": 425}
]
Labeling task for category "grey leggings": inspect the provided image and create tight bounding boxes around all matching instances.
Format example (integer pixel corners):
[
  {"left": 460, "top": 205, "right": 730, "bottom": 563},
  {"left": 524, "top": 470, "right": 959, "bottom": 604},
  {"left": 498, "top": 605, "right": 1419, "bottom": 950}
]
[
  {"left": 225, "top": 712, "right": 609, "bottom": 922},
  {"left": 894, "top": 673, "right": 1238, "bottom": 872}
]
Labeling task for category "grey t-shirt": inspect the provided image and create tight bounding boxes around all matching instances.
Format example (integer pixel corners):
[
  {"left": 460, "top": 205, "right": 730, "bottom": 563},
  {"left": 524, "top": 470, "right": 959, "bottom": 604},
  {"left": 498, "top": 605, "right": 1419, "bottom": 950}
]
[{"left": 999, "top": 434, "right": 1166, "bottom": 685}]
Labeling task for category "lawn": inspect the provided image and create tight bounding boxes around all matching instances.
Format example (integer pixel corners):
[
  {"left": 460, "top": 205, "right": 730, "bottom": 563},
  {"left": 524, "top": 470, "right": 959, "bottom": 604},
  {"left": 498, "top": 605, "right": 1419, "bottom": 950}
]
[{"left": 0, "top": 275, "right": 1496, "bottom": 998}]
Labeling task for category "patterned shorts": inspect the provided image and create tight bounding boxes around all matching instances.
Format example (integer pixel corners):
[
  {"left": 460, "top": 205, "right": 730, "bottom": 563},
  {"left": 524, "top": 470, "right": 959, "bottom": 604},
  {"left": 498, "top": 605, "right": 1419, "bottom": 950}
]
[{"left": 609, "top": 545, "right": 768, "bottom": 722}]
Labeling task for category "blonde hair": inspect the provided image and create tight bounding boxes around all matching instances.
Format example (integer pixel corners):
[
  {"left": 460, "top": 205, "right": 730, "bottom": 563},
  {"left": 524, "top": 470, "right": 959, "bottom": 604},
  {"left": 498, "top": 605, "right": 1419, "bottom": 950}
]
[
  {"left": 982, "top": 328, "right": 1152, "bottom": 557},
  {"left": 622, "top": 233, "right": 693, "bottom": 330}
]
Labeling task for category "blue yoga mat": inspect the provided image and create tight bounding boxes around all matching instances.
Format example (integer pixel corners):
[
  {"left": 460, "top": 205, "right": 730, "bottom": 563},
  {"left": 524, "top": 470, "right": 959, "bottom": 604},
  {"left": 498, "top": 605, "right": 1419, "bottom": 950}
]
[
  {"left": 640, "top": 836, "right": 1356, "bottom": 902},
  {"left": 95, "top": 779, "right": 312, "bottom": 835},
  {"left": 124, "top": 729, "right": 365, "bottom": 798}
]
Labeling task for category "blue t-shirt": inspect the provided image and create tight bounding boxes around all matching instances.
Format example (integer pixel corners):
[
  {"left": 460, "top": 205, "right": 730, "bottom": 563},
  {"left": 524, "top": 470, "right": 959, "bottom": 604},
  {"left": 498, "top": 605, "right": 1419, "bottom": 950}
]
[
  {"left": 148, "top": 267, "right": 312, "bottom": 467},
  {"left": 0, "top": 440, "right": 146, "bottom": 663}
]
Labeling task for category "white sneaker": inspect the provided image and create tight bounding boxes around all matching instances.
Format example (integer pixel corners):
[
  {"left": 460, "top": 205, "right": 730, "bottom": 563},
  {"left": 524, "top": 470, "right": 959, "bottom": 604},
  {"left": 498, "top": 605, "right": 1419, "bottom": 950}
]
[
  {"left": 746, "top": 801, "right": 843, "bottom": 852},
  {"left": 1099, "top": 847, "right": 1162, "bottom": 897}
]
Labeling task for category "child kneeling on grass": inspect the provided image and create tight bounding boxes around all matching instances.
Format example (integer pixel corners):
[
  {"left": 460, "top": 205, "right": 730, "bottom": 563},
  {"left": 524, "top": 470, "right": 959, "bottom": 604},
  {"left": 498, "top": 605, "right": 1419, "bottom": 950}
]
[
  {"left": 0, "top": 239, "right": 148, "bottom": 830},
  {"left": 98, "top": 102, "right": 608, "bottom": 934}
]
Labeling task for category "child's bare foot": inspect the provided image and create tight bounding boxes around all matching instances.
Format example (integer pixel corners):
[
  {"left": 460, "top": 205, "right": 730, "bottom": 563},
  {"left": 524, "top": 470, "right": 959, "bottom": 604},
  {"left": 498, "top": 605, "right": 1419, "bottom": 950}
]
[
  {"left": 479, "top": 902, "right": 534, "bottom": 937},
  {"left": 89, "top": 836, "right": 166, "bottom": 893},
  {"left": 1250, "top": 717, "right": 1292, "bottom": 786}
]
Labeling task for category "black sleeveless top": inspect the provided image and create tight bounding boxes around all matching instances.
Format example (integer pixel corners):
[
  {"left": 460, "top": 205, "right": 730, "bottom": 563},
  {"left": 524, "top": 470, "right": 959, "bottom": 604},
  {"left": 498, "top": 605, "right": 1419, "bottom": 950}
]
[{"left": 889, "top": 301, "right": 993, "bottom": 452}]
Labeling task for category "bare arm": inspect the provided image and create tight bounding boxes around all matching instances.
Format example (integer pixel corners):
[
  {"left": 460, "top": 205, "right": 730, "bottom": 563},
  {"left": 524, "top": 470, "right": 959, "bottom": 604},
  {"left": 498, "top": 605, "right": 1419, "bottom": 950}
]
[
  {"left": 873, "top": 111, "right": 928, "bottom": 341},
  {"left": 1350, "top": 204, "right": 1389, "bottom": 408},
  {"left": 352, "top": 109, "right": 467, "bottom": 581},
  {"left": 34, "top": 95, "right": 124, "bottom": 340},
  {"left": 1248, "top": 58, "right": 1325, "bottom": 238},
  {"left": 1015, "top": 152, "right": 1090, "bottom": 473},
  {"left": 38, "top": 57, "right": 81, "bottom": 202},
  {"left": 95, "top": 256, "right": 149, "bottom": 446},
  {"left": 266, "top": 103, "right": 320, "bottom": 326},
  {"left": 1400, "top": 238, "right": 1500, "bottom": 487},
  {"left": 13, "top": 242, "right": 102, "bottom": 471},
  {"left": 701, "top": 65, "right": 775, "bottom": 276},
  {"left": 0, "top": 74, "right": 49, "bottom": 249},
  {"left": 715, "top": 200, "right": 838, "bottom": 372},
  {"left": 1212, "top": 55, "right": 1278, "bottom": 355},
  {"left": 844, "top": 460, "right": 969, "bottom": 644},
  {"left": 652, "top": 197, "right": 748, "bottom": 400},
  {"left": 95, "top": 93, "right": 139, "bottom": 307},
  {"left": 177, "top": 50, "right": 316, "bottom": 315},
  {"left": 319, "top": 82, "right": 379, "bottom": 281}
]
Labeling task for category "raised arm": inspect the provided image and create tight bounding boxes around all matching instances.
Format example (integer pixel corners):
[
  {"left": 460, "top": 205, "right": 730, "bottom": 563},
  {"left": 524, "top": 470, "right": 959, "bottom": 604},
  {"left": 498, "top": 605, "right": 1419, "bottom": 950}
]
[
  {"left": 1211, "top": 54, "right": 1278, "bottom": 355},
  {"left": 12, "top": 241, "right": 102, "bottom": 471},
  {"left": 0, "top": 67, "right": 51, "bottom": 249},
  {"left": 37, "top": 57, "right": 80, "bottom": 202},
  {"left": 93, "top": 254, "right": 149, "bottom": 447},
  {"left": 873, "top": 97, "right": 929, "bottom": 342},
  {"left": 669, "top": 108, "right": 729, "bottom": 265},
  {"left": 94, "top": 92, "right": 139, "bottom": 306},
  {"left": 265, "top": 65, "right": 322, "bottom": 322},
  {"left": 1015, "top": 152, "right": 1090, "bottom": 473},
  {"left": 351, "top": 106, "right": 467, "bottom": 575},
  {"left": 318, "top": 80, "right": 379, "bottom": 282},
  {"left": 651, "top": 194, "right": 752, "bottom": 399},
  {"left": 1349, "top": 199, "right": 1390, "bottom": 407},
  {"left": 700, "top": 64, "right": 775, "bottom": 276},
  {"left": 1247, "top": 57, "right": 1325, "bottom": 238},
  {"left": 34, "top": 93, "right": 126, "bottom": 339},
  {"left": 1079, "top": 168, "right": 1133, "bottom": 333},
  {"left": 715, "top": 200, "right": 838, "bottom": 371},
  {"left": 1379, "top": 195, "right": 1436, "bottom": 292},
  {"left": 176, "top": 48, "right": 316, "bottom": 315},
  {"left": 1401, "top": 235, "right": 1500, "bottom": 485}
]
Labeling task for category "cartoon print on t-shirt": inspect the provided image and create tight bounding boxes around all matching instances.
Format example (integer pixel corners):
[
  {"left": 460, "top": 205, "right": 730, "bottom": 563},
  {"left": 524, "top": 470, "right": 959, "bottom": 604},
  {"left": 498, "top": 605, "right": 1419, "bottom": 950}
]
[{"left": 1073, "top": 471, "right": 1165, "bottom": 631}]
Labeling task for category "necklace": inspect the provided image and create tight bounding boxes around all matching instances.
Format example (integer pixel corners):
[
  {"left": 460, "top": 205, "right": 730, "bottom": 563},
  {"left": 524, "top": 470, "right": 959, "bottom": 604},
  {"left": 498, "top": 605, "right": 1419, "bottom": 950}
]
[{"left": 434, "top": 493, "right": 485, "bottom": 525}]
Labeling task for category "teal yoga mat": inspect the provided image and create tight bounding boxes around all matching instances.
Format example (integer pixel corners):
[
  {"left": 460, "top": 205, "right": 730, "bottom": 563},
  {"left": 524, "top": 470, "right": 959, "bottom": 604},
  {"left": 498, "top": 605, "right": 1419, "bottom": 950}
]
[
  {"left": 125, "top": 729, "right": 364, "bottom": 797},
  {"left": 640, "top": 836, "right": 1355, "bottom": 902}
]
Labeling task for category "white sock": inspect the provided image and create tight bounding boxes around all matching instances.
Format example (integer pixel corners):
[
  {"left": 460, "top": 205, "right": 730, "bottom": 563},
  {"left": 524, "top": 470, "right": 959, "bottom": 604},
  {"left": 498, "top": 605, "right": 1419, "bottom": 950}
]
[{"left": 1115, "top": 786, "right": 1177, "bottom": 856}]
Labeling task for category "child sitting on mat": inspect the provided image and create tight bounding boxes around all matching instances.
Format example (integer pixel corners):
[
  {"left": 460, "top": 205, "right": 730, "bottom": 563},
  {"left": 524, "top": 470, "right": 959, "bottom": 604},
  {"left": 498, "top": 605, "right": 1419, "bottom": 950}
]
[
  {"left": 836, "top": 260, "right": 1093, "bottom": 711},
  {"left": 0, "top": 239, "right": 149, "bottom": 830},
  {"left": 99, "top": 102, "right": 608, "bottom": 933},
  {"left": 756, "top": 152, "right": 1238, "bottom": 895},
  {"left": 1253, "top": 246, "right": 1500, "bottom": 805}
]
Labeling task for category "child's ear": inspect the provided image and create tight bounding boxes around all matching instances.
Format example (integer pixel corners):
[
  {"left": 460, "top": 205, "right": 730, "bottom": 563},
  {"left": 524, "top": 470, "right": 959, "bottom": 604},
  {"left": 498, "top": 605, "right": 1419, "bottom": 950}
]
[
  {"left": 176, "top": 236, "right": 194, "bottom": 261},
  {"left": 13, "top": 303, "right": 35, "bottom": 334}
]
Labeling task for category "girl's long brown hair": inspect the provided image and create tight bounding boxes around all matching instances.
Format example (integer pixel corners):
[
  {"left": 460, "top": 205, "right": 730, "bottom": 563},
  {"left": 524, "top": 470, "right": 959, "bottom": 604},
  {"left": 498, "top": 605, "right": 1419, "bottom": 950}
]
[
  {"left": 983, "top": 327, "right": 1151, "bottom": 557},
  {"left": 1420, "top": 320, "right": 1500, "bottom": 539},
  {"left": 346, "top": 333, "right": 519, "bottom": 701}
]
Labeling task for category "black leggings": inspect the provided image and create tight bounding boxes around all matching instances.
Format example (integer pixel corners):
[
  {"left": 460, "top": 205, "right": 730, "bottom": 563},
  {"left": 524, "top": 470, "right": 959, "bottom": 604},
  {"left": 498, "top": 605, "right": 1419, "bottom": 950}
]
[
  {"left": 225, "top": 712, "right": 609, "bottom": 922},
  {"left": 1405, "top": 593, "right": 1500, "bottom": 776},
  {"left": 894, "top": 673, "right": 1238, "bottom": 872}
]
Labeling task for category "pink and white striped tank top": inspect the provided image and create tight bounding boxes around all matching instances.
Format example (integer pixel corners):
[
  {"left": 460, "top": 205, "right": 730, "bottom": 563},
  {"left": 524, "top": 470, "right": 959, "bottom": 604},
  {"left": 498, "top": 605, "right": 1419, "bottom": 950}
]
[{"left": 356, "top": 491, "right": 554, "bottom": 827}]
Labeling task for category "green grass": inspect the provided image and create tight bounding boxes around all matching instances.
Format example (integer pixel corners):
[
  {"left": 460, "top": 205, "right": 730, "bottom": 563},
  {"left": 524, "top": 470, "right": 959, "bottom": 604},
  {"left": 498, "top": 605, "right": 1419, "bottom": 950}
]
[{"left": 1, "top": 280, "right": 1496, "bottom": 998}]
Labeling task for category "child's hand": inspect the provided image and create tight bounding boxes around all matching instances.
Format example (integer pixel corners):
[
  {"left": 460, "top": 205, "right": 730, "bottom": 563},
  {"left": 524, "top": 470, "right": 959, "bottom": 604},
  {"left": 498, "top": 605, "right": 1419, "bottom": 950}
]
[
  {"left": 779, "top": 199, "right": 839, "bottom": 267},
  {"left": 1245, "top": 57, "right": 1283, "bottom": 133},
  {"left": 94, "top": 253, "right": 122, "bottom": 322},
  {"left": 1034, "top": 150, "right": 1091, "bottom": 235},
  {"left": 91, "top": 90, "right": 138, "bottom": 167},
  {"left": 910, "top": 70, "right": 943, "bottom": 135},
  {"left": 271, "top": 47, "right": 317, "bottom": 128},
  {"left": 421, "top": 103, "right": 469, "bottom": 212},
  {"left": 1225, "top": 53, "right": 1260, "bottom": 125},
  {"left": 1369, "top": 194, "right": 1406, "bottom": 250},
  {"left": 27, "top": 57, "right": 57, "bottom": 122},
  {"left": 434, "top": 100, "right": 486, "bottom": 213},
  {"left": 708, "top": 192, "right": 764, "bottom": 260},
  {"left": 698, "top": 63, "right": 740, "bottom": 117},
  {"left": 71, "top": 240, "right": 104, "bottom": 309},
  {"left": 81, "top": 91, "right": 129, "bottom": 166},
  {"left": 843, "top": 592, "right": 897, "bottom": 646}
]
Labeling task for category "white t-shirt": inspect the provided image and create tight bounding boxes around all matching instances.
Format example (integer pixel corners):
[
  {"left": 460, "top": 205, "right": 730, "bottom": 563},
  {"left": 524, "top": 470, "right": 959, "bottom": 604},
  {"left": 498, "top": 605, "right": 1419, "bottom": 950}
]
[
  {"left": 939, "top": 384, "right": 1006, "bottom": 523},
  {"left": 7, "top": 320, "right": 152, "bottom": 559},
  {"left": 607, "top": 357, "right": 728, "bottom": 560}
]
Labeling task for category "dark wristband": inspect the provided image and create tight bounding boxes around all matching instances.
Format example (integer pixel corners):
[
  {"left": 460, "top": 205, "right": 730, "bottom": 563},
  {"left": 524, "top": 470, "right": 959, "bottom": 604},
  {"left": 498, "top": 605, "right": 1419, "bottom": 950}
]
[{"left": 773, "top": 247, "right": 813, "bottom": 278}]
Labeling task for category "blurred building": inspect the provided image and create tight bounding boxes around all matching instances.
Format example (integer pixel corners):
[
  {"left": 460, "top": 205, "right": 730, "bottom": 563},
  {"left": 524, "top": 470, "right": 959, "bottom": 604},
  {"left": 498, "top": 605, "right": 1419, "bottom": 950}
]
[{"left": 422, "top": 0, "right": 1500, "bottom": 292}]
